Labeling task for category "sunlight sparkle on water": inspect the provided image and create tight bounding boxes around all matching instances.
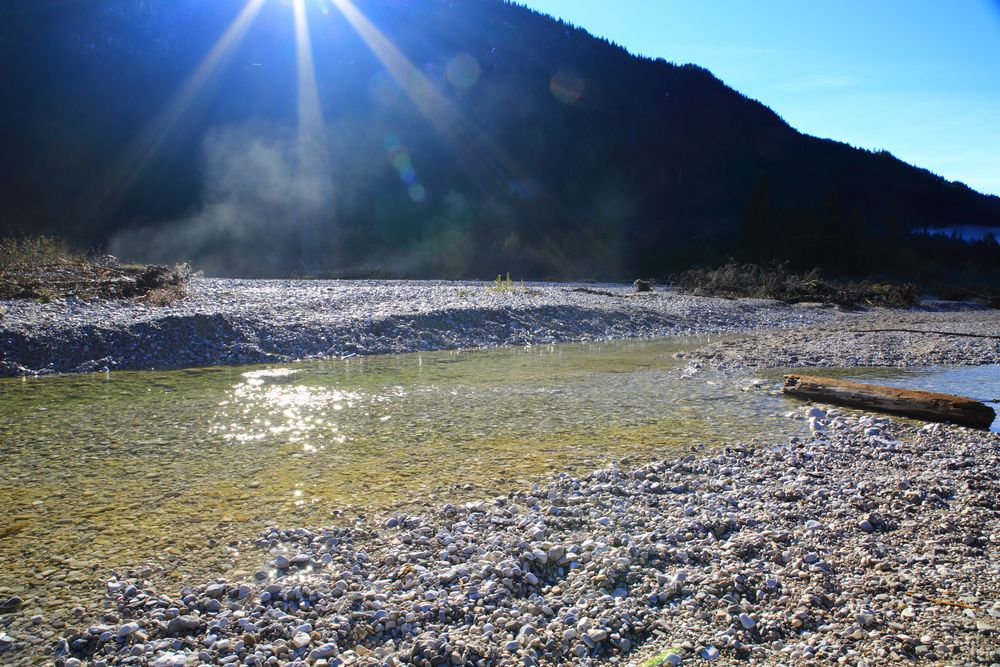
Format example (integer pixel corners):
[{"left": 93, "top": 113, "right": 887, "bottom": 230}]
[{"left": 215, "top": 369, "right": 363, "bottom": 449}]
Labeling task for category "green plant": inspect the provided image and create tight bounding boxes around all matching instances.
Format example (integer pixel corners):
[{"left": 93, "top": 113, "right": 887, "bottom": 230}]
[
  {"left": 0, "top": 235, "right": 84, "bottom": 269},
  {"left": 639, "top": 648, "right": 682, "bottom": 667},
  {"left": 488, "top": 272, "right": 518, "bottom": 293}
]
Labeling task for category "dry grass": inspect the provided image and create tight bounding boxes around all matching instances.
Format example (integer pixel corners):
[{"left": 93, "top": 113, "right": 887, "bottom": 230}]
[
  {"left": 0, "top": 236, "right": 192, "bottom": 303},
  {"left": 671, "top": 262, "right": 921, "bottom": 309}
]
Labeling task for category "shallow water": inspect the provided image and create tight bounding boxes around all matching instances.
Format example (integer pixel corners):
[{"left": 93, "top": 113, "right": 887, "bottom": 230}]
[
  {"left": 770, "top": 364, "right": 1000, "bottom": 432},
  {"left": 0, "top": 337, "right": 806, "bottom": 626}
]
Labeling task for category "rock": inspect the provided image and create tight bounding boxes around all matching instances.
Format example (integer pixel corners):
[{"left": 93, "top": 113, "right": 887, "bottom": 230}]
[
  {"left": 739, "top": 613, "right": 756, "bottom": 629},
  {"left": 292, "top": 632, "right": 311, "bottom": 648},
  {"left": 309, "top": 642, "right": 339, "bottom": 660},
  {"left": 587, "top": 629, "right": 608, "bottom": 642},
  {"left": 806, "top": 407, "right": 827, "bottom": 420},
  {"left": 0, "top": 596, "right": 22, "bottom": 613},
  {"left": 117, "top": 623, "right": 139, "bottom": 638},
  {"left": 204, "top": 584, "right": 225, "bottom": 599},
  {"left": 633, "top": 279, "right": 653, "bottom": 293},
  {"left": 166, "top": 616, "right": 200, "bottom": 636},
  {"left": 804, "top": 519, "right": 823, "bottom": 531},
  {"left": 274, "top": 555, "right": 290, "bottom": 569},
  {"left": 701, "top": 646, "right": 720, "bottom": 661}
]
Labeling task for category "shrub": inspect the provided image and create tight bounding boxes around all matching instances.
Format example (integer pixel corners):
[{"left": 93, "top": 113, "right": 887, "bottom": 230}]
[
  {"left": 671, "top": 262, "right": 920, "bottom": 308},
  {"left": 0, "top": 235, "right": 84, "bottom": 269},
  {"left": 488, "top": 272, "right": 518, "bottom": 293}
]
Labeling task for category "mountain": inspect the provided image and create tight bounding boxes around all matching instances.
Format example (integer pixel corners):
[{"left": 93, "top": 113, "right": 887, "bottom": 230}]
[{"left": 2, "top": 0, "right": 998, "bottom": 279}]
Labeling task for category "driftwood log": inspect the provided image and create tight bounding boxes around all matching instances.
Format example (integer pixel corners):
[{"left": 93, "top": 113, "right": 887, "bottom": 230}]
[{"left": 783, "top": 374, "right": 996, "bottom": 429}]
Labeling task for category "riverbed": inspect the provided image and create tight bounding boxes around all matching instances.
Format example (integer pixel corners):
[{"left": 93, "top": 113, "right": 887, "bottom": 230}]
[
  {"left": 0, "top": 337, "right": 810, "bottom": 656},
  {"left": 1, "top": 285, "right": 998, "bottom": 666}
]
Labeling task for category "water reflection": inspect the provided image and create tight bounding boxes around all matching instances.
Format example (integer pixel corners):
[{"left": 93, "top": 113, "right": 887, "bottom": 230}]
[
  {"left": 790, "top": 364, "right": 1000, "bottom": 432},
  {"left": 218, "top": 370, "right": 362, "bottom": 449},
  {"left": 0, "top": 337, "right": 804, "bottom": 624}
]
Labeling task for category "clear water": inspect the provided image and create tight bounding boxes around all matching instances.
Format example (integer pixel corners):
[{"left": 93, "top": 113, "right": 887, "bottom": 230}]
[
  {"left": 0, "top": 337, "right": 803, "bottom": 623},
  {"left": 767, "top": 364, "right": 1000, "bottom": 432},
  {"left": 1, "top": 340, "right": 996, "bottom": 630}
]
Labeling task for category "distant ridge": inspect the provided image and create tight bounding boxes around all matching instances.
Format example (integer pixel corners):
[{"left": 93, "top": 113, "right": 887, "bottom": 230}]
[{"left": 1, "top": 0, "right": 997, "bottom": 279}]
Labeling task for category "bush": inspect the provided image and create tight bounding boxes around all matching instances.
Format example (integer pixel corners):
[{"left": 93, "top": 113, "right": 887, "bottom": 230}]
[
  {"left": 0, "top": 235, "right": 84, "bottom": 269},
  {"left": 487, "top": 272, "right": 518, "bottom": 293},
  {"left": 671, "top": 262, "right": 920, "bottom": 308}
]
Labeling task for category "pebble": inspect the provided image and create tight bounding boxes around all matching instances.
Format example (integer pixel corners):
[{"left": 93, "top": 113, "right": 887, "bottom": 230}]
[
  {"left": 0, "top": 280, "right": 843, "bottom": 376},
  {"left": 31, "top": 406, "right": 1000, "bottom": 667},
  {"left": 116, "top": 623, "right": 139, "bottom": 638}
]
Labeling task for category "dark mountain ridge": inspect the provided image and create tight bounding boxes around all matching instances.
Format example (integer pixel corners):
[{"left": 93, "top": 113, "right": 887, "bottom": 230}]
[{"left": 1, "top": 0, "right": 998, "bottom": 279}]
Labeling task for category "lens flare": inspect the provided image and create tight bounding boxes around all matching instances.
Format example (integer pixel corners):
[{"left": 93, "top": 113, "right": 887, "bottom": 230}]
[
  {"left": 550, "top": 68, "right": 585, "bottom": 104},
  {"left": 446, "top": 53, "right": 481, "bottom": 90},
  {"left": 327, "top": 0, "right": 521, "bottom": 198}
]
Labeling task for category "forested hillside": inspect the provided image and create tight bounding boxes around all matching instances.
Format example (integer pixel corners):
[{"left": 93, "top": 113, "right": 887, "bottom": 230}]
[{"left": 1, "top": 0, "right": 998, "bottom": 280}]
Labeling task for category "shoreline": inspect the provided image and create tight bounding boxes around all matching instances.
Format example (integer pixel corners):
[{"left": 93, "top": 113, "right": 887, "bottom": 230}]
[
  {"left": 1, "top": 278, "right": 843, "bottom": 377},
  {"left": 684, "top": 309, "right": 1000, "bottom": 372},
  {"left": 2, "top": 278, "right": 997, "bottom": 378},
  {"left": 2, "top": 281, "right": 998, "bottom": 666},
  {"left": 48, "top": 409, "right": 1000, "bottom": 667}
]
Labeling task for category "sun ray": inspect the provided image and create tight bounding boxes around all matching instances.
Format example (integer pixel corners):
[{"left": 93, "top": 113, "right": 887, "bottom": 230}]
[
  {"left": 328, "top": 0, "right": 449, "bottom": 130},
  {"left": 292, "top": 0, "right": 328, "bottom": 174},
  {"left": 327, "top": 0, "right": 522, "bottom": 192},
  {"left": 76, "top": 0, "right": 268, "bottom": 229},
  {"left": 327, "top": 0, "right": 580, "bottom": 270}
]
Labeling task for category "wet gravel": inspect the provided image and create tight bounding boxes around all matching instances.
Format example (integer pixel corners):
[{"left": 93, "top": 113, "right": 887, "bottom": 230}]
[
  {"left": 30, "top": 409, "right": 999, "bottom": 667},
  {"left": 0, "top": 279, "right": 839, "bottom": 376}
]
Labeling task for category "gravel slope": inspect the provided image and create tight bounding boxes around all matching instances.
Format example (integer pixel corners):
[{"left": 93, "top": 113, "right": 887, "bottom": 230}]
[{"left": 0, "top": 279, "right": 841, "bottom": 376}]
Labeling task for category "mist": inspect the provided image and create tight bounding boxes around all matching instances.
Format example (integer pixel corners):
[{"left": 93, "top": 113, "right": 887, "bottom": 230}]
[{"left": 110, "top": 121, "right": 337, "bottom": 277}]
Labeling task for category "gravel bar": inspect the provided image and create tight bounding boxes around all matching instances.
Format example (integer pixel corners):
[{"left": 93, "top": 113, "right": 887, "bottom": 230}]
[
  {"left": 682, "top": 309, "right": 1000, "bottom": 372},
  {"left": 4, "top": 280, "right": 999, "bottom": 667},
  {"left": 0, "top": 279, "right": 844, "bottom": 376},
  {"left": 45, "top": 409, "right": 999, "bottom": 667}
]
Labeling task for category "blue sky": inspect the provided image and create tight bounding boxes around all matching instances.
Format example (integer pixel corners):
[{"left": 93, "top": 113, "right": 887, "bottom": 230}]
[{"left": 519, "top": 0, "right": 1000, "bottom": 196}]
